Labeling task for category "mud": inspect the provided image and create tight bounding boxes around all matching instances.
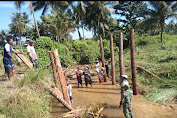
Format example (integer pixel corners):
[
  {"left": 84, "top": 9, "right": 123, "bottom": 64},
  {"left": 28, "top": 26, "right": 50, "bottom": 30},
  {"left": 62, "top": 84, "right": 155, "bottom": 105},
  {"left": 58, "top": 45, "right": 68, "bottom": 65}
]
[{"left": 50, "top": 65, "right": 177, "bottom": 118}]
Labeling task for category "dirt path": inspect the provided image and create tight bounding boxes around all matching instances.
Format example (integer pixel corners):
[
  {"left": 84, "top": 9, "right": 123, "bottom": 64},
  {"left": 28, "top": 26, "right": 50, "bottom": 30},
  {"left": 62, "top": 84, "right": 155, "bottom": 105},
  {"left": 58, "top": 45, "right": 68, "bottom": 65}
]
[{"left": 51, "top": 65, "right": 177, "bottom": 118}]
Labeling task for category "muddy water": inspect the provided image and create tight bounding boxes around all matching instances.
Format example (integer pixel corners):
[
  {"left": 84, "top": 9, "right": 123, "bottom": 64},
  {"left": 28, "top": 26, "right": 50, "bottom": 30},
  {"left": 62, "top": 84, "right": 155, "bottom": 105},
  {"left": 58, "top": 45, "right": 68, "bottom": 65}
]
[{"left": 50, "top": 65, "right": 177, "bottom": 118}]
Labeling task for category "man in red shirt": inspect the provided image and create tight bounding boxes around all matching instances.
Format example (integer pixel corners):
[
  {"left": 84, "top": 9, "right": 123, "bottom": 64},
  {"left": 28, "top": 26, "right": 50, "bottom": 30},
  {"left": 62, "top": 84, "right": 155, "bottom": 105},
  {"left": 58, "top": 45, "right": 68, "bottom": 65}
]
[{"left": 76, "top": 67, "right": 83, "bottom": 88}]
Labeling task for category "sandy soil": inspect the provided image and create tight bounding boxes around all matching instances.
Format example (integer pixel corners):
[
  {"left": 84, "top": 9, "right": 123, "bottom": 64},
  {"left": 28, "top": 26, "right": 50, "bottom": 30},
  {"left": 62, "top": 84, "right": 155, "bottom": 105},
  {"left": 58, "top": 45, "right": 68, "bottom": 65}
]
[{"left": 50, "top": 64, "right": 177, "bottom": 118}]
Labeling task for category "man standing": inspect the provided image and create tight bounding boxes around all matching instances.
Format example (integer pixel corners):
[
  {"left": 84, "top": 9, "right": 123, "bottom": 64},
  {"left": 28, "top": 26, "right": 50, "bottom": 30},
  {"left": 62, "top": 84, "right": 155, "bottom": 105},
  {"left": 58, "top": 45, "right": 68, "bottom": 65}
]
[
  {"left": 3, "top": 37, "right": 23, "bottom": 80},
  {"left": 76, "top": 67, "right": 83, "bottom": 88},
  {"left": 27, "top": 40, "right": 39, "bottom": 70},
  {"left": 105, "top": 59, "right": 110, "bottom": 80}
]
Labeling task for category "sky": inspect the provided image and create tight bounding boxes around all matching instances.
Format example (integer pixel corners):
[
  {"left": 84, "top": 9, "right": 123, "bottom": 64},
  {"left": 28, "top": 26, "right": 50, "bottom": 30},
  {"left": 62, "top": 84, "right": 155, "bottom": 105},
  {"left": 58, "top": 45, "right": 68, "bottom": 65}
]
[{"left": 0, "top": 1, "right": 176, "bottom": 40}]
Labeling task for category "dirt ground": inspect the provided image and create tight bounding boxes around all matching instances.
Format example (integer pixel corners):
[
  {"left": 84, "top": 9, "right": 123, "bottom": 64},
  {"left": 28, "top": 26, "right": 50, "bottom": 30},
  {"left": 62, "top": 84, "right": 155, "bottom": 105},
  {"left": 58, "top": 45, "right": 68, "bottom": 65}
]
[
  {"left": 51, "top": 64, "right": 177, "bottom": 118},
  {"left": 0, "top": 64, "right": 177, "bottom": 118}
]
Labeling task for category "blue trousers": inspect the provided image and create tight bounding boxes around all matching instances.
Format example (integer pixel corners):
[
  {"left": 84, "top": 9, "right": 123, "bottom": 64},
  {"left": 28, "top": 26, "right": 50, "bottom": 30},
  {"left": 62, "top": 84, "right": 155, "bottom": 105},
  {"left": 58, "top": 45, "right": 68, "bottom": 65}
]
[{"left": 29, "top": 57, "right": 38, "bottom": 69}]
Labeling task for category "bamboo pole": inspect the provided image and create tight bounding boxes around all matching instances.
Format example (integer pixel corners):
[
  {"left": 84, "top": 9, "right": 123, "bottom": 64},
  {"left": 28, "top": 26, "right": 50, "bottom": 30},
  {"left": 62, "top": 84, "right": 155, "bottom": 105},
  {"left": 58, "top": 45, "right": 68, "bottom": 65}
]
[
  {"left": 119, "top": 32, "right": 125, "bottom": 85},
  {"left": 99, "top": 36, "right": 107, "bottom": 82},
  {"left": 130, "top": 29, "right": 138, "bottom": 95},
  {"left": 110, "top": 33, "right": 116, "bottom": 85},
  {"left": 49, "top": 51, "right": 59, "bottom": 88}
]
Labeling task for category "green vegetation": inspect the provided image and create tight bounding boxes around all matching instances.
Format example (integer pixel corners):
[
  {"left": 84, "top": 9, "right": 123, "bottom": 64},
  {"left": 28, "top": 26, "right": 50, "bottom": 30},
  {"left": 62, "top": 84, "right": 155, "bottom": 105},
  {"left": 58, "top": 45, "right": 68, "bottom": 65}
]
[
  {"left": 114, "top": 33, "right": 177, "bottom": 103},
  {"left": 0, "top": 69, "right": 52, "bottom": 118}
]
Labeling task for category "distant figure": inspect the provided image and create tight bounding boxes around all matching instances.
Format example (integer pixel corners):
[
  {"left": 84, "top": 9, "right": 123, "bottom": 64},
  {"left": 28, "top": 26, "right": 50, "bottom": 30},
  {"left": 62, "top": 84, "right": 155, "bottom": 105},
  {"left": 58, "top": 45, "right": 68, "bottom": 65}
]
[
  {"left": 105, "top": 59, "right": 110, "bottom": 80},
  {"left": 83, "top": 66, "right": 92, "bottom": 87},
  {"left": 85, "top": 65, "right": 93, "bottom": 83},
  {"left": 27, "top": 39, "right": 39, "bottom": 70},
  {"left": 95, "top": 59, "right": 100, "bottom": 75},
  {"left": 67, "top": 80, "right": 73, "bottom": 104},
  {"left": 76, "top": 67, "right": 83, "bottom": 88},
  {"left": 119, "top": 75, "right": 129, "bottom": 108},
  {"left": 3, "top": 37, "right": 23, "bottom": 80},
  {"left": 98, "top": 67, "right": 105, "bottom": 84},
  {"left": 122, "top": 84, "right": 134, "bottom": 118}
]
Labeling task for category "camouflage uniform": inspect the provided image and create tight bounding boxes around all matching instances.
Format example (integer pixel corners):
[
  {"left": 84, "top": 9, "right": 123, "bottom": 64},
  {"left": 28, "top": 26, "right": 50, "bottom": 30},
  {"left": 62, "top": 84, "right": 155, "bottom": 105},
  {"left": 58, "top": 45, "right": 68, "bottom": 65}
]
[{"left": 122, "top": 90, "right": 134, "bottom": 118}]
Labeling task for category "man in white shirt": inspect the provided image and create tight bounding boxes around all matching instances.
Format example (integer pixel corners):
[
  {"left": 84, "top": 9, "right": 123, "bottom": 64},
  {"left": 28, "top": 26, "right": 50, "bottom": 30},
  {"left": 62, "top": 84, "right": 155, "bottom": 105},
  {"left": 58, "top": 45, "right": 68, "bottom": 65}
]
[
  {"left": 27, "top": 40, "right": 39, "bottom": 70},
  {"left": 3, "top": 37, "right": 23, "bottom": 80}
]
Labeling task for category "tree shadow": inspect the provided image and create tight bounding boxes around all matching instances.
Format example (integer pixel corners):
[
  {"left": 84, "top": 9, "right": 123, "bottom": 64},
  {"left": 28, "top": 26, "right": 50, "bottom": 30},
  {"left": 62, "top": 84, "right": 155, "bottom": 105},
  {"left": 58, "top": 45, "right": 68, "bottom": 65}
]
[
  {"left": 159, "top": 57, "right": 176, "bottom": 63},
  {"left": 78, "top": 90, "right": 120, "bottom": 95}
]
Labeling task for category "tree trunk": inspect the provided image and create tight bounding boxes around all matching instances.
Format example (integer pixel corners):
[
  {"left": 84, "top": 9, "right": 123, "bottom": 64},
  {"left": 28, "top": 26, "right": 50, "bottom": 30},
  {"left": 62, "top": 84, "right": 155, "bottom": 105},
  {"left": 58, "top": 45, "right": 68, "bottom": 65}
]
[
  {"left": 82, "top": 22, "right": 85, "bottom": 40},
  {"left": 160, "top": 23, "right": 164, "bottom": 49},
  {"left": 77, "top": 28, "right": 82, "bottom": 40},
  {"left": 30, "top": 1, "right": 40, "bottom": 38}
]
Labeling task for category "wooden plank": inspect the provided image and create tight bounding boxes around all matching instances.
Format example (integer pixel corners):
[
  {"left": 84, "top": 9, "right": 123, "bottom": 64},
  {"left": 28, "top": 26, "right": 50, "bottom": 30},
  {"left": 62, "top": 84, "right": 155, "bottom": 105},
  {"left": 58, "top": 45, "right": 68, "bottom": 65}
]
[
  {"left": 57, "top": 65, "right": 71, "bottom": 106},
  {"left": 137, "top": 65, "right": 163, "bottom": 81},
  {"left": 15, "top": 49, "right": 33, "bottom": 69}
]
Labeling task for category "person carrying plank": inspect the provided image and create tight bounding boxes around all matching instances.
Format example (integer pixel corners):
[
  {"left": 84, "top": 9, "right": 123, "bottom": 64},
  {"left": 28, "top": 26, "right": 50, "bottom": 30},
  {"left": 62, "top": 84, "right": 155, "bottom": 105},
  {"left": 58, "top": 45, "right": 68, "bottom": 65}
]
[
  {"left": 3, "top": 36, "right": 23, "bottom": 80},
  {"left": 27, "top": 39, "right": 39, "bottom": 70}
]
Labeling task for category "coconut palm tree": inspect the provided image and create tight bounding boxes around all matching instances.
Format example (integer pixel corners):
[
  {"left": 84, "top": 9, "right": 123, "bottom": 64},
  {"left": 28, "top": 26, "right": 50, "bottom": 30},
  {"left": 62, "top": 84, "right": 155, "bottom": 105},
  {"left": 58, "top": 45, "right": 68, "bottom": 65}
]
[
  {"left": 9, "top": 12, "right": 30, "bottom": 50},
  {"left": 15, "top": 1, "right": 40, "bottom": 38},
  {"left": 42, "top": 7, "right": 79, "bottom": 41},
  {"left": 141, "top": 1, "right": 177, "bottom": 48},
  {"left": 84, "top": 1, "right": 116, "bottom": 38}
]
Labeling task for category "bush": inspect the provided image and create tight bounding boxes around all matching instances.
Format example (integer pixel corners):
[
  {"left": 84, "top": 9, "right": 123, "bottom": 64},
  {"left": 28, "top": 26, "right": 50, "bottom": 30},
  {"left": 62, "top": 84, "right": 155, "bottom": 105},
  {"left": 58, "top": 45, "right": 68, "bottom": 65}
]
[
  {"left": 72, "top": 40, "right": 100, "bottom": 64},
  {"left": 35, "top": 36, "right": 74, "bottom": 68}
]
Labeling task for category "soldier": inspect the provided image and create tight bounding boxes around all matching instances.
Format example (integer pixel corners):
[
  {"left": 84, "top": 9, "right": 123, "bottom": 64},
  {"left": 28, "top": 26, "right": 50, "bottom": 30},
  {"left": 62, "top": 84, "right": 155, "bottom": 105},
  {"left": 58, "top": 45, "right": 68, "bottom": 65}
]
[{"left": 122, "top": 84, "right": 134, "bottom": 118}]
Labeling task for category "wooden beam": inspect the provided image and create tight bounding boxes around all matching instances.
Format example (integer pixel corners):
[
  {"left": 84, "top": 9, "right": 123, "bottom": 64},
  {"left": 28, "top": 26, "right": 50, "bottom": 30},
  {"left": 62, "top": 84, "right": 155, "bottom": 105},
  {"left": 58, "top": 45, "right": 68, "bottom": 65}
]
[
  {"left": 57, "top": 65, "right": 71, "bottom": 105},
  {"left": 130, "top": 29, "right": 138, "bottom": 95},
  {"left": 99, "top": 36, "right": 107, "bottom": 82},
  {"left": 48, "top": 51, "right": 59, "bottom": 88},
  {"left": 110, "top": 33, "right": 116, "bottom": 85},
  {"left": 137, "top": 65, "right": 163, "bottom": 81},
  {"left": 119, "top": 32, "right": 125, "bottom": 84}
]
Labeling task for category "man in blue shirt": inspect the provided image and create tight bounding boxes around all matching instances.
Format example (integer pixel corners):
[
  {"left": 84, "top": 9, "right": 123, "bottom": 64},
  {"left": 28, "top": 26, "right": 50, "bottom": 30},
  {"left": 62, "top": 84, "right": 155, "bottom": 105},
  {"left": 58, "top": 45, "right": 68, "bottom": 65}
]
[{"left": 3, "top": 37, "right": 23, "bottom": 80}]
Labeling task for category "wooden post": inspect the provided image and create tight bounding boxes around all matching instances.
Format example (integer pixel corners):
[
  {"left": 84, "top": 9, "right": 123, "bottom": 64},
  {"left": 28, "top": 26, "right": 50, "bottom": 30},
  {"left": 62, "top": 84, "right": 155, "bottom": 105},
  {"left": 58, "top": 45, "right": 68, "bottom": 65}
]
[
  {"left": 99, "top": 36, "right": 107, "bottom": 82},
  {"left": 49, "top": 51, "right": 59, "bottom": 88},
  {"left": 119, "top": 32, "right": 125, "bottom": 85},
  {"left": 53, "top": 49, "right": 63, "bottom": 71},
  {"left": 130, "top": 29, "right": 138, "bottom": 95},
  {"left": 56, "top": 65, "right": 71, "bottom": 105},
  {"left": 110, "top": 33, "right": 116, "bottom": 85}
]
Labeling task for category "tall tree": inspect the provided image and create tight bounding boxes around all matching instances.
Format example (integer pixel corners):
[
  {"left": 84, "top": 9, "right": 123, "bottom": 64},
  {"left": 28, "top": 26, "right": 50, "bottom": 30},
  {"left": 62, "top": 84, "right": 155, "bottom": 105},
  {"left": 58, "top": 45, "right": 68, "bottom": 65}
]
[
  {"left": 0, "top": 30, "right": 7, "bottom": 47},
  {"left": 85, "top": 1, "right": 115, "bottom": 38},
  {"left": 140, "top": 1, "right": 177, "bottom": 48},
  {"left": 9, "top": 12, "right": 30, "bottom": 50},
  {"left": 42, "top": 7, "right": 79, "bottom": 41},
  {"left": 15, "top": 1, "right": 40, "bottom": 38}
]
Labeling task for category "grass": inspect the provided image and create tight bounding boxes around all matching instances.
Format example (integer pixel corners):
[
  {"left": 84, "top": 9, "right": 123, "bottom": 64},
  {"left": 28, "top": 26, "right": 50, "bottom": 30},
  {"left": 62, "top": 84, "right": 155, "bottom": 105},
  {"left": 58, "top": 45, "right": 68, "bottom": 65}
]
[
  {"left": 0, "top": 69, "right": 53, "bottom": 118},
  {"left": 115, "top": 33, "right": 177, "bottom": 104}
]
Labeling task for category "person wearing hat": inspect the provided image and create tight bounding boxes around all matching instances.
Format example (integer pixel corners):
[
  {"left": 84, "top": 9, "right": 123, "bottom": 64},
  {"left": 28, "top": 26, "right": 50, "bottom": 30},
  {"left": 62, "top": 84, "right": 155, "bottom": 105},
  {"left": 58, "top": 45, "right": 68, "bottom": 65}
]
[
  {"left": 122, "top": 84, "right": 134, "bottom": 118},
  {"left": 95, "top": 59, "right": 100, "bottom": 75},
  {"left": 27, "top": 39, "right": 39, "bottom": 70},
  {"left": 3, "top": 36, "right": 23, "bottom": 80},
  {"left": 97, "top": 67, "right": 105, "bottom": 84},
  {"left": 119, "top": 75, "right": 129, "bottom": 108}
]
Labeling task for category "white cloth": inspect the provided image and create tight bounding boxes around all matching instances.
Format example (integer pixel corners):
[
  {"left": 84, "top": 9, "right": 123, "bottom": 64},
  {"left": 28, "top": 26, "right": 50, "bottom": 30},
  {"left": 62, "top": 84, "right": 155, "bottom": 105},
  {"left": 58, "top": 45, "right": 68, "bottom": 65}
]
[
  {"left": 95, "top": 63, "right": 100, "bottom": 73},
  {"left": 98, "top": 69, "right": 103, "bottom": 77},
  {"left": 67, "top": 84, "right": 72, "bottom": 96},
  {"left": 27, "top": 45, "right": 38, "bottom": 59},
  {"left": 4, "top": 43, "right": 14, "bottom": 52},
  {"left": 121, "top": 79, "right": 129, "bottom": 87}
]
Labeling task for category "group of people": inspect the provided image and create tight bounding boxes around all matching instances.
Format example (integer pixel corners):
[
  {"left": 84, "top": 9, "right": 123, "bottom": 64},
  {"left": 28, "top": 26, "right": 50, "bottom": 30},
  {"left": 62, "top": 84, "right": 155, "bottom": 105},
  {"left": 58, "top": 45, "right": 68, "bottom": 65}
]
[
  {"left": 2, "top": 37, "right": 133, "bottom": 118},
  {"left": 2, "top": 36, "right": 39, "bottom": 81}
]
